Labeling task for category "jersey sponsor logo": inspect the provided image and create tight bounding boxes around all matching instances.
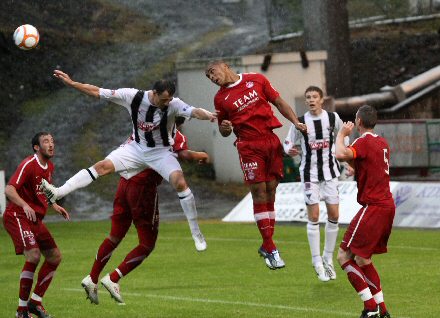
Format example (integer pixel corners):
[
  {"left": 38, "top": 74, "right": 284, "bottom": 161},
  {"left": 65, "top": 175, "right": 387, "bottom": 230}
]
[
  {"left": 137, "top": 121, "right": 156, "bottom": 132},
  {"left": 245, "top": 81, "right": 254, "bottom": 88},
  {"left": 309, "top": 140, "right": 330, "bottom": 150},
  {"left": 232, "top": 89, "right": 259, "bottom": 112}
]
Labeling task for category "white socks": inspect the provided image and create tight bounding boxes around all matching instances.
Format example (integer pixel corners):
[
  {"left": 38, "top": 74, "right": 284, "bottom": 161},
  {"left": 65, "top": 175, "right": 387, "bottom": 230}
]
[
  {"left": 307, "top": 221, "right": 322, "bottom": 265},
  {"left": 57, "top": 167, "right": 99, "bottom": 198},
  {"left": 178, "top": 188, "right": 200, "bottom": 235},
  {"left": 307, "top": 220, "right": 339, "bottom": 265},
  {"left": 323, "top": 219, "right": 339, "bottom": 263}
]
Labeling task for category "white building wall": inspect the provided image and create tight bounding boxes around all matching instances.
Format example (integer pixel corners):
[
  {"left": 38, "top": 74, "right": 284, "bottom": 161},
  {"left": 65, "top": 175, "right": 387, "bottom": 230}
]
[{"left": 176, "top": 52, "right": 327, "bottom": 182}]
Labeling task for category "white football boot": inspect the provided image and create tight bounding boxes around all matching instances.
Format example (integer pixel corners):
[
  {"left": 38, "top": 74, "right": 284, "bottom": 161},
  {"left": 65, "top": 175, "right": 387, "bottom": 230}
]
[
  {"left": 313, "top": 263, "right": 330, "bottom": 282},
  {"left": 192, "top": 232, "right": 207, "bottom": 252},
  {"left": 322, "top": 257, "right": 337, "bottom": 280},
  {"left": 81, "top": 275, "right": 99, "bottom": 304},
  {"left": 101, "top": 274, "right": 124, "bottom": 304},
  {"left": 40, "top": 179, "right": 58, "bottom": 204}
]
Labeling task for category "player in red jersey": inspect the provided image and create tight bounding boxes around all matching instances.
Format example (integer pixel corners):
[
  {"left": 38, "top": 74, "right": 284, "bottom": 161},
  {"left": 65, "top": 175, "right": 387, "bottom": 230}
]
[
  {"left": 205, "top": 60, "right": 307, "bottom": 270},
  {"left": 81, "top": 124, "right": 209, "bottom": 304},
  {"left": 3, "top": 132, "right": 69, "bottom": 318},
  {"left": 335, "top": 105, "right": 394, "bottom": 318}
]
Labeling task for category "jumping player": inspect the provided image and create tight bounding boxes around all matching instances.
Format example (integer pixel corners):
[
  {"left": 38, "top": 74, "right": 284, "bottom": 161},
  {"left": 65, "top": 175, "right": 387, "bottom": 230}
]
[
  {"left": 81, "top": 126, "right": 210, "bottom": 304},
  {"left": 3, "top": 132, "right": 69, "bottom": 318},
  {"left": 41, "top": 70, "right": 216, "bottom": 251},
  {"left": 335, "top": 105, "right": 394, "bottom": 318},
  {"left": 205, "top": 60, "right": 306, "bottom": 270}
]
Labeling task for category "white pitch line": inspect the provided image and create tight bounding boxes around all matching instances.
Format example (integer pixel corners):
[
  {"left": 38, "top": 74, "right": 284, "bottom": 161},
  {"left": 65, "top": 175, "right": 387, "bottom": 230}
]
[
  {"left": 161, "top": 236, "right": 440, "bottom": 252},
  {"left": 63, "top": 288, "right": 354, "bottom": 317}
]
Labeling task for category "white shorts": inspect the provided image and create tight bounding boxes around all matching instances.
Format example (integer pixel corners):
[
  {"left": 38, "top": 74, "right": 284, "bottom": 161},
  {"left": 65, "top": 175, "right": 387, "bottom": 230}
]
[
  {"left": 303, "top": 178, "right": 339, "bottom": 205},
  {"left": 106, "top": 141, "right": 181, "bottom": 182}
]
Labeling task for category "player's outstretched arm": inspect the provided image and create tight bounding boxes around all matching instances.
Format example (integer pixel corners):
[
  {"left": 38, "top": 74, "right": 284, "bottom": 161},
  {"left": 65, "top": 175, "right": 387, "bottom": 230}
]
[
  {"left": 53, "top": 70, "right": 100, "bottom": 98},
  {"left": 191, "top": 108, "right": 217, "bottom": 121},
  {"left": 272, "top": 96, "right": 307, "bottom": 132},
  {"left": 335, "top": 122, "right": 355, "bottom": 162}
]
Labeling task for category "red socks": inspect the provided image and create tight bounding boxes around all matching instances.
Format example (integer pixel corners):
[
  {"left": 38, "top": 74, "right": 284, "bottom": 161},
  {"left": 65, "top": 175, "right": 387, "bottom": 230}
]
[
  {"left": 110, "top": 244, "right": 152, "bottom": 283},
  {"left": 342, "top": 260, "right": 377, "bottom": 310},
  {"left": 33, "top": 261, "right": 59, "bottom": 299},
  {"left": 362, "top": 263, "right": 387, "bottom": 313},
  {"left": 254, "top": 202, "right": 276, "bottom": 252},
  {"left": 90, "top": 238, "right": 117, "bottom": 283},
  {"left": 18, "top": 262, "right": 37, "bottom": 311}
]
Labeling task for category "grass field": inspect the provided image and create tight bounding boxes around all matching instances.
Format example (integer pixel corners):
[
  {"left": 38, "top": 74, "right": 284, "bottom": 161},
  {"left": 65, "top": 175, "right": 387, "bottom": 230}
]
[{"left": 0, "top": 220, "right": 439, "bottom": 318}]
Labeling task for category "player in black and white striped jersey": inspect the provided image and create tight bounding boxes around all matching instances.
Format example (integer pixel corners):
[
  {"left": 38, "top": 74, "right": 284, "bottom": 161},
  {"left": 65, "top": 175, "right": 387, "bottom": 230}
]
[
  {"left": 284, "top": 86, "right": 347, "bottom": 282},
  {"left": 41, "top": 70, "right": 216, "bottom": 252}
]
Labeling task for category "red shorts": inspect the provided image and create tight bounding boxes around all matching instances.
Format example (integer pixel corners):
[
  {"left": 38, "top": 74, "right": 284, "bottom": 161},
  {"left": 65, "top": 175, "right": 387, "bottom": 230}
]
[
  {"left": 3, "top": 211, "right": 57, "bottom": 255},
  {"left": 111, "top": 173, "right": 162, "bottom": 239},
  {"left": 340, "top": 204, "right": 395, "bottom": 259},
  {"left": 236, "top": 133, "right": 284, "bottom": 184}
]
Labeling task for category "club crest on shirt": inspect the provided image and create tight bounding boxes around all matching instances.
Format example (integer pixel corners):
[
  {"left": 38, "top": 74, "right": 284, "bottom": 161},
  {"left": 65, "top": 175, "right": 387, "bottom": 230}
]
[
  {"left": 23, "top": 230, "right": 36, "bottom": 246},
  {"left": 111, "top": 90, "right": 116, "bottom": 95},
  {"left": 246, "top": 81, "right": 254, "bottom": 88}
]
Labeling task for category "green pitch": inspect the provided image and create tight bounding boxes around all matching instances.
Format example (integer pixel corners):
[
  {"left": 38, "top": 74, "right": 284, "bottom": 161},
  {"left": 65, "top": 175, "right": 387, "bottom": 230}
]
[{"left": 0, "top": 220, "right": 439, "bottom": 318}]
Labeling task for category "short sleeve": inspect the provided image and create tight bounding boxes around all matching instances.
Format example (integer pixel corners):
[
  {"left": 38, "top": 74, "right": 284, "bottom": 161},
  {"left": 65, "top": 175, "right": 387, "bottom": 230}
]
[
  {"left": 8, "top": 159, "right": 32, "bottom": 191},
  {"left": 350, "top": 136, "right": 367, "bottom": 159},
  {"left": 214, "top": 94, "right": 228, "bottom": 128},
  {"left": 261, "top": 74, "right": 280, "bottom": 103},
  {"left": 99, "top": 88, "right": 138, "bottom": 109},
  {"left": 172, "top": 130, "right": 188, "bottom": 152},
  {"left": 170, "top": 98, "right": 194, "bottom": 118}
]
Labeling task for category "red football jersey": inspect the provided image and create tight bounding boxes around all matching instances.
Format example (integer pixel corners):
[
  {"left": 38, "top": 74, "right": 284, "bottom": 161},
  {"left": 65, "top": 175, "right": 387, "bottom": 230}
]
[
  {"left": 5, "top": 154, "right": 54, "bottom": 217},
  {"left": 349, "top": 132, "right": 394, "bottom": 206},
  {"left": 214, "top": 73, "right": 282, "bottom": 140},
  {"left": 172, "top": 130, "right": 188, "bottom": 152}
]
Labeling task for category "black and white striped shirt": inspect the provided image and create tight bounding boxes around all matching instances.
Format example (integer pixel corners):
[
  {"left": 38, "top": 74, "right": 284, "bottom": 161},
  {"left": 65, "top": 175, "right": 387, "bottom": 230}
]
[
  {"left": 284, "top": 110, "right": 345, "bottom": 182},
  {"left": 99, "top": 88, "right": 194, "bottom": 149}
]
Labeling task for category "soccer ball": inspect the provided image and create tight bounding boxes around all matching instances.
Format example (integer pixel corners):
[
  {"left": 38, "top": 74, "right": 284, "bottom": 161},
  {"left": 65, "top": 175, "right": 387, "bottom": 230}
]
[{"left": 13, "top": 24, "right": 40, "bottom": 50}]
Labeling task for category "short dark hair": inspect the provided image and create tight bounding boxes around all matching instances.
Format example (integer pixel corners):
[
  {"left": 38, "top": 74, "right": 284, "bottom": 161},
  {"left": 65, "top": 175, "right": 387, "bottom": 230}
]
[
  {"left": 153, "top": 80, "right": 176, "bottom": 95},
  {"left": 356, "top": 105, "right": 377, "bottom": 129},
  {"left": 304, "top": 86, "right": 324, "bottom": 98},
  {"left": 205, "top": 60, "right": 227, "bottom": 72},
  {"left": 32, "top": 132, "right": 51, "bottom": 152}
]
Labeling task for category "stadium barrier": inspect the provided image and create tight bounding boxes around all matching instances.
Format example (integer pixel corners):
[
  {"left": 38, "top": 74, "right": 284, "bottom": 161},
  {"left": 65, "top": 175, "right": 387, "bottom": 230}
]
[{"left": 223, "top": 181, "right": 440, "bottom": 228}]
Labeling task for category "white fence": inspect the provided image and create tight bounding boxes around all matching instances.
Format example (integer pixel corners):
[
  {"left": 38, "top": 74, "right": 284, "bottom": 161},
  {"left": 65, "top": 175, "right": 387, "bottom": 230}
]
[{"left": 223, "top": 181, "right": 440, "bottom": 228}]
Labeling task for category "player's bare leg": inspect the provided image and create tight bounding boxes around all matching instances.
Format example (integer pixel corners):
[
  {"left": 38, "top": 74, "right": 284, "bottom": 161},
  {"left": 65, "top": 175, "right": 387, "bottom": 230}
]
[
  {"left": 169, "top": 170, "right": 206, "bottom": 251},
  {"left": 307, "top": 204, "right": 330, "bottom": 282},
  {"left": 41, "top": 159, "right": 114, "bottom": 204}
]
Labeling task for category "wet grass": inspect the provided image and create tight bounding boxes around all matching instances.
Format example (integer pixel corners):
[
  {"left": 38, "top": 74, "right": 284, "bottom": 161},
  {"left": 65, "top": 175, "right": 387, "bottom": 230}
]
[{"left": 0, "top": 221, "right": 439, "bottom": 317}]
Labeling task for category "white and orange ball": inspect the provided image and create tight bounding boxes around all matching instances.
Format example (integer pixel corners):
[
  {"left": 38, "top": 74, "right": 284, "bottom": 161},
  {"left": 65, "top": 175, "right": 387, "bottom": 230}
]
[{"left": 13, "top": 24, "right": 40, "bottom": 50}]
